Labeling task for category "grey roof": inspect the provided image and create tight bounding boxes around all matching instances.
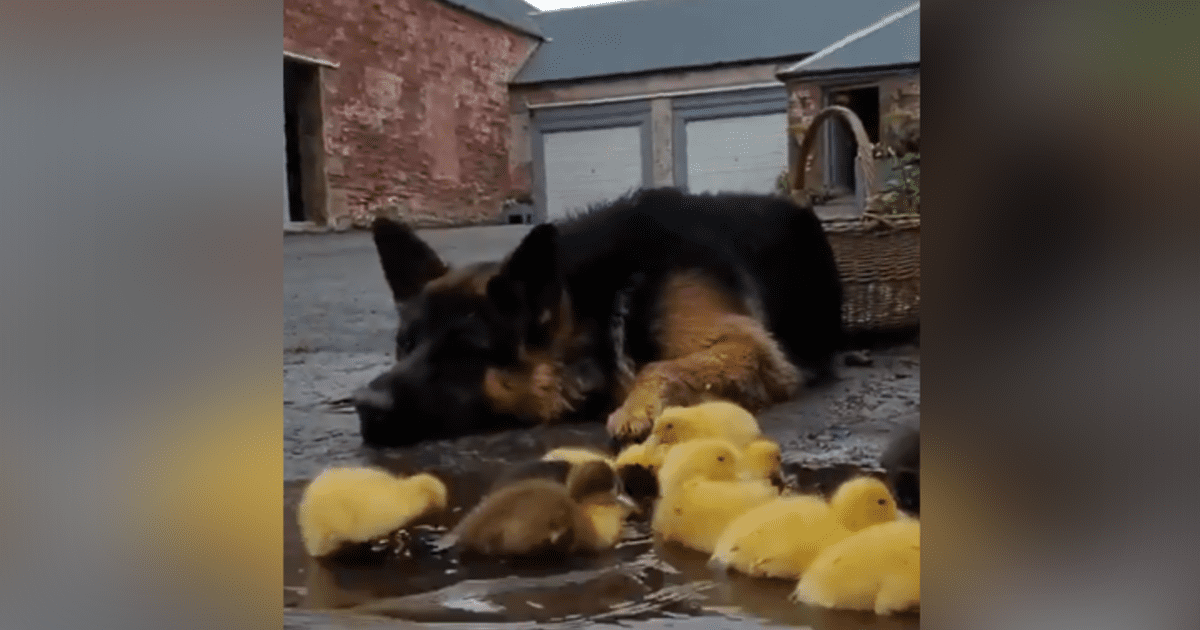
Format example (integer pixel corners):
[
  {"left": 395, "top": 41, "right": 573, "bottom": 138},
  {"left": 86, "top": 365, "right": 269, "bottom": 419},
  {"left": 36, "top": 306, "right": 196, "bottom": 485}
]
[
  {"left": 440, "top": 0, "right": 545, "bottom": 39},
  {"left": 778, "top": 2, "right": 918, "bottom": 77},
  {"left": 511, "top": 0, "right": 914, "bottom": 85}
]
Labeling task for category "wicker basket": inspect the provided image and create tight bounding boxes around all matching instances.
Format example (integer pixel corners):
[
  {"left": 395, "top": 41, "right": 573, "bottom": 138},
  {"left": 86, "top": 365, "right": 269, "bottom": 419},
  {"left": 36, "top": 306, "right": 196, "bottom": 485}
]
[{"left": 789, "top": 105, "right": 920, "bottom": 333}]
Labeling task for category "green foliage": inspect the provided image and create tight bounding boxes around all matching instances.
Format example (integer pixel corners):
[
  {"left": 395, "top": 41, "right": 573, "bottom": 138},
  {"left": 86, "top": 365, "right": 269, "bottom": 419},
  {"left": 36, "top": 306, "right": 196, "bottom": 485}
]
[{"left": 876, "top": 151, "right": 919, "bottom": 215}]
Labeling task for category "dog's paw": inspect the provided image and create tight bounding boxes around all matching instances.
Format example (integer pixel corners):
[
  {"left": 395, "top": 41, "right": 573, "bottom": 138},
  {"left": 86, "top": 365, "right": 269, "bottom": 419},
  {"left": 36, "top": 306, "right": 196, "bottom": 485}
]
[{"left": 606, "top": 404, "right": 655, "bottom": 442}]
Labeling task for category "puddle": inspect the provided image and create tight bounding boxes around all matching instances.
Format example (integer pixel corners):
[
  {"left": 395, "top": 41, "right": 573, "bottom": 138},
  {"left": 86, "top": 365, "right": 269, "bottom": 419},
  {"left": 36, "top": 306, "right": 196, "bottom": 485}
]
[{"left": 284, "top": 438, "right": 919, "bottom": 630}]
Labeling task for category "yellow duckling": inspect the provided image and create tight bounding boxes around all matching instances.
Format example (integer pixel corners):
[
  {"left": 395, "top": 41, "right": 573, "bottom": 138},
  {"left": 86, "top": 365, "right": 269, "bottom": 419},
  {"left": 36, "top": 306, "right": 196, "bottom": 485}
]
[
  {"left": 708, "top": 475, "right": 897, "bottom": 579},
  {"left": 542, "top": 446, "right": 614, "bottom": 468},
  {"left": 791, "top": 518, "right": 920, "bottom": 616},
  {"left": 644, "top": 400, "right": 763, "bottom": 451},
  {"left": 614, "top": 434, "right": 781, "bottom": 498},
  {"left": 297, "top": 466, "right": 448, "bottom": 558},
  {"left": 708, "top": 495, "right": 846, "bottom": 579},
  {"left": 829, "top": 476, "right": 898, "bottom": 531},
  {"left": 739, "top": 438, "right": 784, "bottom": 486},
  {"left": 444, "top": 460, "right": 636, "bottom": 557},
  {"left": 652, "top": 439, "right": 779, "bottom": 554},
  {"left": 614, "top": 439, "right": 668, "bottom": 472}
]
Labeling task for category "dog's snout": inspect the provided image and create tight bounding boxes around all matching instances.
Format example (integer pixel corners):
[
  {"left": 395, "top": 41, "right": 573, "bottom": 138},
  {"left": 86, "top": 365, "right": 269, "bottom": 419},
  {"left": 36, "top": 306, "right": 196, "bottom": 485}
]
[
  {"left": 354, "top": 372, "right": 415, "bottom": 447},
  {"left": 352, "top": 384, "right": 394, "bottom": 415}
]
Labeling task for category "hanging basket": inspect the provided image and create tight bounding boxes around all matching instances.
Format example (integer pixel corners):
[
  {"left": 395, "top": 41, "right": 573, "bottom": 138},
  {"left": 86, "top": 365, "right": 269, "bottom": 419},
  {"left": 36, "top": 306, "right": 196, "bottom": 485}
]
[{"left": 789, "top": 105, "right": 920, "bottom": 333}]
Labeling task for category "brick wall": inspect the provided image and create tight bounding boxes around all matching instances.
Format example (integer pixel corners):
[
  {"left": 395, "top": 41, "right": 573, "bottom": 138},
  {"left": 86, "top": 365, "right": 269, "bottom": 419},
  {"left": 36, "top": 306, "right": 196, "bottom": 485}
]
[
  {"left": 786, "top": 81, "right": 827, "bottom": 190},
  {"left": 285, "top": 0, "right": 538, "bottom": 227},
  {"left": 785, "top": 71, "right": 921, "bottom": 194}
]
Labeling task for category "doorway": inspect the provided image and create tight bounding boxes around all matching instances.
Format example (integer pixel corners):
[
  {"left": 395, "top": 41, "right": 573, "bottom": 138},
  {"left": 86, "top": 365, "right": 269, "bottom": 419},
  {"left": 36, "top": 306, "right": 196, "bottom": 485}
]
[
  {"left": 825, "top": 85, "right": 880, "bottom": 196},
  {"left": 284, "top": 58, "right": 326, "bottom": 224}
]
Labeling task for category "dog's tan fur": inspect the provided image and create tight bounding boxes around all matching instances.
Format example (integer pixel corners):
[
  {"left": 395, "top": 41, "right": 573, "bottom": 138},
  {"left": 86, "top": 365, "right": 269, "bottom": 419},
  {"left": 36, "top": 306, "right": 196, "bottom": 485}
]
[{"left": 605, "top": 271, "right": 803, "bottom": 440}]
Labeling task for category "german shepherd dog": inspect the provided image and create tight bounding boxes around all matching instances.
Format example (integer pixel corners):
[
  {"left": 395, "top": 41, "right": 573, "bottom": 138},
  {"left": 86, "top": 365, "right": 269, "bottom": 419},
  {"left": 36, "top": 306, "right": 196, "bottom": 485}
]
[{"left": 353, "top": 188, "right": 843, "bottom": 448}]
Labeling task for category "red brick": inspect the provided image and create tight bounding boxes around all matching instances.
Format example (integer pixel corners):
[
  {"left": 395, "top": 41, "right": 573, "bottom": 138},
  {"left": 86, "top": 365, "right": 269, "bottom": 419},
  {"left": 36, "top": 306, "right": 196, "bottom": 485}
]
[{"left": 285, "top": 0, "right": 537, "bottom": 227}]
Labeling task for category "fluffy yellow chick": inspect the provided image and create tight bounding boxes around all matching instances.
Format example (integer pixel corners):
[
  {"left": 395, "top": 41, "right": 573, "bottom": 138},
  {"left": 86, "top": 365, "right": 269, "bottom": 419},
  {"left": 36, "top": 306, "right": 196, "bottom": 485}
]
[
  {"left": 652, "top": 439, "right": 779, "bottom": 554},
  {"left": 297, "top": 467, "right": 448, "bottom": 558},
  {"left": 708, "top": 494, "right": 851, "bottom": 579},
  {"left": 707, "top": 474, "right": 898, "bottom": 579},
  {"left": 542, "top": 446, "right": 614, "bottom": 468},
  {"left": 791, "top": 518, "right": 920, "bottom": 616},
  {"left": 614, "top": 440, "right": 668, "bottom": 472},
  {"left": 644, "top": 400, "right": 762, "bottom": 450},
  {"left": 739, "top": 438, "right": 783, "bottom": 485},
  {"left": 828, "top": 476, "right": 898, "bottom": 531}
]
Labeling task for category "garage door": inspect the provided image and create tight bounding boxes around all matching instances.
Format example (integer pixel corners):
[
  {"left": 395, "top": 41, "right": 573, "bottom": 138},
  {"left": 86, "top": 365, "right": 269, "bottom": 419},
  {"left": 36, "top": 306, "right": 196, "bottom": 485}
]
[
  {"left": 543, "top": 125, "right": 643, "bottom": 220},
  {"left": 685, "top": 112, "right": 788, "bottom": 194}
]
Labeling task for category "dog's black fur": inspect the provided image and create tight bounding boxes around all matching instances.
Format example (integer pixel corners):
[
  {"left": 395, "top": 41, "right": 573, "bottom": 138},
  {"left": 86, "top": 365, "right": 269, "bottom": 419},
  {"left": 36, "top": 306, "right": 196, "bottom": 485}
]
[
  {"left": 881, "top": 426, "right": 920, "bottom": 515},
  {"left": 354, "top": 188, "right": 843, "bottom": 447}
]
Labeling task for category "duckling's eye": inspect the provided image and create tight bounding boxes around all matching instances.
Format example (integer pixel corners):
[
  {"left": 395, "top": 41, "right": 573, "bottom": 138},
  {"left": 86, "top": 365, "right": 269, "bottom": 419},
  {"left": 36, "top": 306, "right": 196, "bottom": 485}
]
[
  {"left": 877, "top": 498, "right": 887, "bottom": 505},
  {"left": 717, "top": 456, "right": 726, "bottom": 462},
  {"left": 665, "top": 423, "right": 673, "bottom": 430}
]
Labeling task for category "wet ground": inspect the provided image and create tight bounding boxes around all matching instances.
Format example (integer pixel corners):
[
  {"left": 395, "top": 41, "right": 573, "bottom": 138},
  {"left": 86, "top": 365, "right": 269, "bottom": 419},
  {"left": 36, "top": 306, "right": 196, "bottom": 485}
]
[{"left": 284, "top": 226, "right": 920, "bottom": 629}]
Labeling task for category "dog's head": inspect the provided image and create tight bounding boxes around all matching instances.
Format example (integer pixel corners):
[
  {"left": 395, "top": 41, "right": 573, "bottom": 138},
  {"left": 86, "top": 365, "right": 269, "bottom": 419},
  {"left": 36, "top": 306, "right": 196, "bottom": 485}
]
[{"left": 353, "top": 219, "right": 602, "bottom": 447}]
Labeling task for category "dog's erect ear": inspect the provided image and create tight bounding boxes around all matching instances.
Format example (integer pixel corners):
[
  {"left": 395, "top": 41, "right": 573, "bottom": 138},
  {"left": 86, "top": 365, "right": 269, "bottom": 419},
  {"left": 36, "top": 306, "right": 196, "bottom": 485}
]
[
  {"left": 371, "top": 217, "right": 449, "bottom": 302},
  {"left": 488, "top": 224, "right": 564, "bottom": 343}
]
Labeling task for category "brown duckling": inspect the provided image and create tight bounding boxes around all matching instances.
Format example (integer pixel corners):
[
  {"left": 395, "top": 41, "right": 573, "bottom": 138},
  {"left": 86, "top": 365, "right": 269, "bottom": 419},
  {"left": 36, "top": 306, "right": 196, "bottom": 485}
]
[
  {"left": 488, "top": 459, "right": 573, "bottom": 492},
  {"left": 442, "top": 460, "right": 636, "bottom": 558},
  {"left": 490, "top": 445, "right": 618, "bottom": 493}
]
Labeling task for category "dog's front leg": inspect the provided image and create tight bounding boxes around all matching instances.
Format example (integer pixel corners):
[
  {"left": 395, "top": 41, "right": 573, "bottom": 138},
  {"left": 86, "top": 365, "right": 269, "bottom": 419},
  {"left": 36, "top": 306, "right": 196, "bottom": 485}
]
[{"left": 605, "top": 315, "right": 801, "bottom": 443}]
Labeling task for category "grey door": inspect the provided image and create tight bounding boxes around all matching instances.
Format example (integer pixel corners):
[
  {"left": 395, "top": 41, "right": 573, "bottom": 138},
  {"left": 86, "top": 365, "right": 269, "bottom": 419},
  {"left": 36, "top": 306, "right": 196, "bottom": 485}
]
[
  {"left": 684, "top": 112, "right": 789, "bottom": 194},
  {"left": 542, "top": 125, "right": 644, "bottom": 220}
]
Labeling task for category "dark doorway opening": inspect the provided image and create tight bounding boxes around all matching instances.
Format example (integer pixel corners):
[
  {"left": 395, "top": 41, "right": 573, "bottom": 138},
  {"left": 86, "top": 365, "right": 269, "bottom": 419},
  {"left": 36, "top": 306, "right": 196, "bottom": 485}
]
[
  {"left": 827, "top": 86, "right": 880, "bottom": 196},
  {"left": 284, "top": 58, "right": 326, "bottom": 224}
]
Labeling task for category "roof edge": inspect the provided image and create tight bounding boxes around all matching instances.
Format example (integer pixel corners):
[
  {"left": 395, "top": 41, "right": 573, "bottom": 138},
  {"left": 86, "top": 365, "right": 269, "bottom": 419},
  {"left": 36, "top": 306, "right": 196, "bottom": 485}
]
[
  {"left": 435, "top": 0, "right": 546, "bottom": 40},
  {"left": 777, "top": 1, "right": 919, "bottom": 76},
  {"left": 510, "top": 53, "right": 811, "bottom": 87},
  {"left": 777, "top": 61, "right": 919, "bottom": 82}
]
